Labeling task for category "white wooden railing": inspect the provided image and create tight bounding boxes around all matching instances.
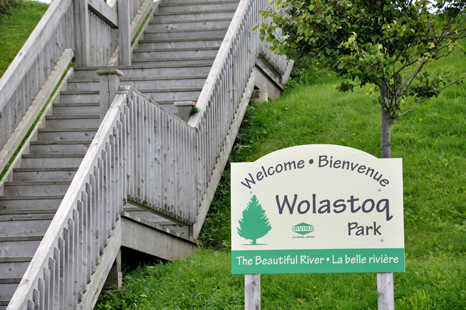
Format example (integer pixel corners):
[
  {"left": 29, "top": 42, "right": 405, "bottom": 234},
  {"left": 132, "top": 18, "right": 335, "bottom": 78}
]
[
  {"left": 0, "top": 0, "right": 153, "bottom": 172},
  {"left": 0, "top": 0, "right": 75, "bottom": 150},
  {"left": 5, "top": 0, "right": 289, "bottom": 307},
  {"left": 189, "top": 0, "right": 288, "bottom": 236}
]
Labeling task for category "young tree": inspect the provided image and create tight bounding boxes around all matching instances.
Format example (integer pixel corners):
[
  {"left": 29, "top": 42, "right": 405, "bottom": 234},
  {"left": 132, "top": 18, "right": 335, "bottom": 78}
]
[
  {"left": 258, "top": 0, "right": 466, "bottom": 158},
  {"left": 238, "top": 195, "right": 272, "bottom": 245}
]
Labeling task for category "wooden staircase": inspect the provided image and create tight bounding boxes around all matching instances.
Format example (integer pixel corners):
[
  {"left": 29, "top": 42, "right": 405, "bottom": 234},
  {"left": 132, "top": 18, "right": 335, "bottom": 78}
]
[
  {"left": 0, "top": 0, "right": 244, "bottom": 308},
  {"left": 0, "top": 0, "right": 290, "bottom": 307}
]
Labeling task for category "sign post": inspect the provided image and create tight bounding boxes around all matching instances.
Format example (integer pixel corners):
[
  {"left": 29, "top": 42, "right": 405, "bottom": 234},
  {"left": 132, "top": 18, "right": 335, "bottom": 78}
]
[
  {"left": 245, "top": 274, "right": 260, "bottom": 310},
  {"left": 231, "top": 145, "right": 404, "bottom": 308}
]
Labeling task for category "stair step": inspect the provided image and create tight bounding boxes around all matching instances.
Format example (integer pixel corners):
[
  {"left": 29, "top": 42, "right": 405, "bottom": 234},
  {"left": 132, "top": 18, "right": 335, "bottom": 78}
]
[
  {"left": 21, "top": 154, "right": 84, "bottom": 168},
  {"left": 160, "top": 0, "right": 239, "bottom": 6},
  {"left": 131, "top": 58, "right": 215, "bottom": 66},
  {"left": 139, "top": 88, "right": 202, "bottom": 102},
  {"left": 137, "top": 39, "right": 222, "bottom": 50},
  {"left": 149, "top": 20, "right": 231, "bottom": 31},
  {"left": 0, "top": 209, "right": 58, "bottom": 216},
  {"left": 45, "top": 115, "right": 100, "bottom": 128},
  {"left": 0, "top": 240, "right": 42, "bottom": 259},
  {"left": 59, "top": 90, "right": 100, "bottom": 103},
  {"left": 139, "top": 36, "right": 225, "bottom": 44},
  {"left": 0, "top": 236, "right": 43, "bottom": 242},
  {"left": 29, "top": 141, "right": 91, "bottom": 155},
  {"left": 0, "top": 195, "right": 63, "bottom": 212},
  {"left": 0, "top": 279, "right": 20, "bottom": 285},
  {"left": 73, "top": 64, "right": 213, "bottom": 79},
  {"left": 0, "top": 262, "right": 28, "bottom": 280},
  {"left": 13, "top": 167, "right": 78, "bottom": 182},
  {"left": 135, "top": 46, "right": 219, "bottom": 53},
  {"left": 67, "top": 76, "right": 207, "bottom": 91},
  {"left": 143, "top": 28, "right": 228, "bottom": 40},
  {"left": 150, "top": 16, "right": 232, "bottom": 25},
  {"left": 163, "top": 0, "right": 238, "bottom": 4},
  {"left": 0, "top": 257, "right": 32, "bottom": 263},
  {"left": 132, "top": 49, "right": 218, "bottom": 60},
  {"left": 152, "top": 11, "right": 234, "bottom": 23},
  {"left": 53, "top": 102, "right": 100, "bottom": 115},
  {"left": 3, "top": 181, "right": 71, "bottom": 196},
  {"left": 38, "top": 127, "right": 98, "bottom": 141},
  {"left": 157, "top": 4, "right": 238, "bottom": 14},
  {"left": 0, "top": 284, "right": 17, "bottom": 308}
]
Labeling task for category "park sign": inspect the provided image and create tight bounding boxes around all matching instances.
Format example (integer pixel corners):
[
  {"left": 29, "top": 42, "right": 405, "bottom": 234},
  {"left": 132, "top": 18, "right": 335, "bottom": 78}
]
[{"left": 231, "top": 144, "right": 404, "bottom": 274}]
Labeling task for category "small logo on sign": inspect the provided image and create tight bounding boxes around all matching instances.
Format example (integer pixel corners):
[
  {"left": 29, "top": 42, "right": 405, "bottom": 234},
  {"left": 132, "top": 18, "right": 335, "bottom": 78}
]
[{"left": 292, "top": 223, "right": 314, "bottom": 235}]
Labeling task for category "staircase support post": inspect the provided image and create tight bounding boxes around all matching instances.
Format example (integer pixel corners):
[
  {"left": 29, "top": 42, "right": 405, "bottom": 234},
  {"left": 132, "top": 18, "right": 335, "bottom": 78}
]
[
  {"left": 97, "top": 68, "right": 124, "bottom": 120},
  {"left": 118, "top": 0, "right": 132, "bottom": 65},
  {"left": 74, "top": 0, "right": 90, "bottom": 66},
  {"left": 104, "top": 250, "right": 123, "bottom": 289},
  {"left": 174, "top": 101, "right": 195, "bottom": 122}
]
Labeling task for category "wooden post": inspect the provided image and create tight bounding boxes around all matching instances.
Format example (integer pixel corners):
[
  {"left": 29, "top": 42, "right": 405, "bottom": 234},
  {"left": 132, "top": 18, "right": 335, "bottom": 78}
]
[
  {"left": 377, "top": 273, "right": 394, "bottom": 310},
  {"left": 103, "top": 250, "right": 122, "bottom": 289},
  {"left": 245, "top": 274, "right": 260, "bottom": 310},
  {"left": 74, "top": 0, "right": 90, "bottom": 66},
  {"left": 96, "top": 68, "right": 123, "bottom": 120},
  {"left": 118, "top": 0, "right": 131, "bottom": 65},
  {"left": 174, "top": 101, "right": 195, "bottom": 122}
]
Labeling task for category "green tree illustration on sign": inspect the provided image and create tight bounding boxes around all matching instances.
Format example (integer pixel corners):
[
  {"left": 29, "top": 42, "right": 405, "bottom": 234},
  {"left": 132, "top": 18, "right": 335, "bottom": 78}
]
[{"left": 238, "top": 195, "right": 272, "bottom": 245}]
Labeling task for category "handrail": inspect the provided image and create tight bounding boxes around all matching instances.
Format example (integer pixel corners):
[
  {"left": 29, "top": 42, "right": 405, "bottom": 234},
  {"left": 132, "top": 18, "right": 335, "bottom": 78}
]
[
  {"left": 0, "top": 0, "right": 74, "bottom": 148},
  {"left": 0, "top": 0, "right": 152, "bottom": 153},
  {"left": 188, "top": 0, "right": 288, "bottom": 129},
  {"left": 7, "top": 88, "right": 130, "bottom": 310},
  {"left": 187, "top": 0, "right": 288, "bottom": 236},
  {"left": 5, "top": 0, "right": 289, "bottom": 306},
  {"left": 6, "top": 86, "right": 200, "bottom": 309},
  {"left": 0, "top": 0, "right": 119, "bottom": 153}
]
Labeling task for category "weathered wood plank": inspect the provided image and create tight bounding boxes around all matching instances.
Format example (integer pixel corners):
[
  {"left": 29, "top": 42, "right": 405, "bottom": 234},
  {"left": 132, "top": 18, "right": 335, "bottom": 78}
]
[
  {"left": 377, "top": 273, "right": 395, "bottom": 310},
  {"left": 245, "top": 274, "right": 260, "bottom": 310},
  {"left": 117, "top": 0, "right": 131, "bottom": 65},
  {"left": 193, "top": 69, "right": 256, "bottom": 238},
  {"left": 88, "top": 0, "right": 118, "bottom": 28},
  {"left": 74, "top": 0, "right": 90, "bottom": 66},
  {"left": 0, "top": 50, "right": 73, "bottom": 186},
  {"left": 121, "top": 213, "right": 196, "bottom": 261},
  {"left": 0, "top": 0, "right": 71, "bottom": 104},
  {"left": 79, "top": 220, "right": 121, "bottom": 310}
]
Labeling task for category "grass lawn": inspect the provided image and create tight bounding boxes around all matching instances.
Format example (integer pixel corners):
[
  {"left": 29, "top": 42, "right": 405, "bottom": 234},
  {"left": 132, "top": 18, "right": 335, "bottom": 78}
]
[
  {"left": 96, "top": 43, "right": 466, "bottom": 309},
  {"left": 0, "top": 0, "right": 49, "bottom": 78}
]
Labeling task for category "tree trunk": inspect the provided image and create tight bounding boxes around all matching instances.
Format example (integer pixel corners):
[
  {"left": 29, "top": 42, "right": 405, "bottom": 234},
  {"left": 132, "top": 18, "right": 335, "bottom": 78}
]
[
  {"left": 381, "top": 106, "right": 395, "bottom": 159},
  {"left": 379, "top": 83, "right": 396, "bottom": 159},
  {"left": 378, "top": 83, "right": 396, "bottom": 310}
]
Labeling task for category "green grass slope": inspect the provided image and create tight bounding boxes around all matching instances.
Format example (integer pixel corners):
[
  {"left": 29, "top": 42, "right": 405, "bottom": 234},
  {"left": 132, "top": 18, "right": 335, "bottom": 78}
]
[
  {"left": 0, "top": 0, "right": 49, "bottom": 78},
  {"left": 97, "top": 43, "right": 466, "bottom": 309}
]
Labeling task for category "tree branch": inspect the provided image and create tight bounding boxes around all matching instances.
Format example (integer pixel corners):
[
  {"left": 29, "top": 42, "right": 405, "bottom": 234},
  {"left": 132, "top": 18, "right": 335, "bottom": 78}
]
[
  {"left": 397, "top": 59, "right": 427, "bottom": 97},
  {"left": 399, "top": 97, "right": 427, "bottom": 117},
  {"left": 399, "top": 74, "right": 466, "bottom": 117}
]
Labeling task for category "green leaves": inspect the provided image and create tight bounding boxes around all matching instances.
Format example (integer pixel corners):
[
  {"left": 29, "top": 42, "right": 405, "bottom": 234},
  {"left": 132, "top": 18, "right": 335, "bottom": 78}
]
[{"left": 259, "top": 0, "right": 466, "bottom": 120}]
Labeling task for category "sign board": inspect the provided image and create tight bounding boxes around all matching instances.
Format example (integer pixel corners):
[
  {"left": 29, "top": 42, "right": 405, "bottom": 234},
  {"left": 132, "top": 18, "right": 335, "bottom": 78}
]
[{"left": 231, "top": 145, "right": 404, "bottom": 274}]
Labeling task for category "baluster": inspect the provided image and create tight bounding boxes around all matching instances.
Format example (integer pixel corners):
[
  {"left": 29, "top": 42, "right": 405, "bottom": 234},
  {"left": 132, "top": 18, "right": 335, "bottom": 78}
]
[
  {"left": 155, "top": 107, "right": 162, "bottom": 208},
  {"left": 118, "top": 0, "right": 131, "bottom": 65},
  {"left": 74, "top": 0, "right": 90, "bottom": 66},
  {"left": 71, "top": 209, "right": 80, "bottom": 308},
  {"left": 101, "top": 149, "right": 110, "bottom": 240},
  {"left": 54, "top": 244, "right": 62, "bottom": 309},
  {"left": 63, "top": 224, "right": 71, "bottom": 309},
  {"left": 95, "top": 163, "right": 104, "bottom": 250},
  {"left": 77, "top": 197, "right": 87, "bottom": 295},
  {"left": 43, "top": 267, "right": 51, "bottom": 310}
]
